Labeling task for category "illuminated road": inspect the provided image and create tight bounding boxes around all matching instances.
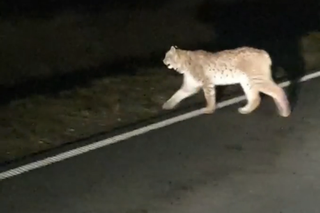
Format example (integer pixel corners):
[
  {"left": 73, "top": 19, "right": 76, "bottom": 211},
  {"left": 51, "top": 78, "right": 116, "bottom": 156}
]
[{"left": 1, "top": 77, "right": 320, "bottom": 213}]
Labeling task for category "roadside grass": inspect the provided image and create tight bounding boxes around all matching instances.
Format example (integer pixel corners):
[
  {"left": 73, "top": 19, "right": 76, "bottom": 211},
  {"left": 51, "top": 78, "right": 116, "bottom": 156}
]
[
  {"left": 0, "top": 69, "right": 180, "bottom": 162},
  {"left": 0, "top": 9, "right": 319, "bottom": 163},
  {"left": 0, "top": 8, "right": 214, "bottom": 163},
  {"left": 302, "top": 32, "right": 320, "bottom": 71}
]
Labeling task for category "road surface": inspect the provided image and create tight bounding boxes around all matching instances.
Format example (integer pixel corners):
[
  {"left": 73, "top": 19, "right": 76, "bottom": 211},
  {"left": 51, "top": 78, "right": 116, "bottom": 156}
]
[{"left": 1, "top": 77, "right": 320, "bottom": 213}]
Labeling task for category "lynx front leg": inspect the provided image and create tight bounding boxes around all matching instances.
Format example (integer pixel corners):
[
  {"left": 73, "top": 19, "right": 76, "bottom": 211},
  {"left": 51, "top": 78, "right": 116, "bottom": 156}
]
[
  {"left": 202, "top": 81, "right": 216, "bottom": 114},
  {"left": 162, "top": 83, "right": 200, "bottom": 110}
]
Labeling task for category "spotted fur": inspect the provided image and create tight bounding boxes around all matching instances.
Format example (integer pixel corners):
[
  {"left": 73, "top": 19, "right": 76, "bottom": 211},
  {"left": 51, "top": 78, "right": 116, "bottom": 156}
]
[{"left": 162, "top": 46, "right": 291, "bottom": 117}]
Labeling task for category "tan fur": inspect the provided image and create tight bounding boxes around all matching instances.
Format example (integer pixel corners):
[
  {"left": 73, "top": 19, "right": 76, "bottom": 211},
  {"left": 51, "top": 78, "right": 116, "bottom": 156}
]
[{"left": 162, "top": 46, "right": 291, "bottom": 117}]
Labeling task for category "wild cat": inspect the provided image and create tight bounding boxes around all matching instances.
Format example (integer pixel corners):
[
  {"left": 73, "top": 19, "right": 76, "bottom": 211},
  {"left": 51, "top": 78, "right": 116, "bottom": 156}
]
[{"left": 162, "top": 45, "right": 291, "bottom": 117}]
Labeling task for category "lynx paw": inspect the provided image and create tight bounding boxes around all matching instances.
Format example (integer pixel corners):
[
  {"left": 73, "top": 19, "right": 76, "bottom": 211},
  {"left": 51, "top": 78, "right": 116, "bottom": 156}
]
[
  {"left": 275, "top": 96, "right": 291, "bottom": 117},
  {"left": 162, "top": 101, "right": 175, "bottom": 110},
  {"left": 278, "top": 106, "right": 291, "bottom": 117},
  {"left": 238, "top": 107, "right": 252, "bottom": 115},
  {"left": 203, "top": 106, "right": 215, "bottom": 114}
]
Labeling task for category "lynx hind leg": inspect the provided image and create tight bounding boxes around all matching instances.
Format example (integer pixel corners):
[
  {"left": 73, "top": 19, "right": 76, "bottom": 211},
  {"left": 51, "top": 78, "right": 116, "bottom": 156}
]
[
  {"left": 162, "top": 81, "right": 200, "bottom": 110},
  {"left": 238, "top": 80, "right": 261, "bottom": 114},
  {"left": 258, "top": 80, "right": 291, "bottom": 117}
]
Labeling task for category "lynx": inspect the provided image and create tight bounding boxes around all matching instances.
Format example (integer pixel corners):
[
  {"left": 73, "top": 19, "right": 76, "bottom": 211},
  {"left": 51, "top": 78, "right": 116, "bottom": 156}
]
[{"left": 162, "top": 46, "right": 291, "bottom": 117}]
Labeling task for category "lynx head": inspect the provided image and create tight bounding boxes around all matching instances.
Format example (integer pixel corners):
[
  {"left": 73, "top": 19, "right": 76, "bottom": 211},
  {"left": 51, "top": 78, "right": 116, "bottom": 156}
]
[{"left": 163, "top": 45, "right": 184, "bottom": 73}]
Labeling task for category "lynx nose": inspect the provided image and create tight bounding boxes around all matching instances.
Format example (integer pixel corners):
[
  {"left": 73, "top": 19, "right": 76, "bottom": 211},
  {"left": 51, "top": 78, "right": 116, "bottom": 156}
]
[{"left": 163, "top": 60, "right": 169, "bottom": 66}]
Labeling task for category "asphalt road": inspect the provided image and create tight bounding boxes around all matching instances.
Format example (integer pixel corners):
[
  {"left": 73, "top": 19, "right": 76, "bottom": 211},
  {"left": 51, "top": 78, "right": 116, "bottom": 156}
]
[{"left": 1, "top": 77, "right": 320, "bottom": 213}]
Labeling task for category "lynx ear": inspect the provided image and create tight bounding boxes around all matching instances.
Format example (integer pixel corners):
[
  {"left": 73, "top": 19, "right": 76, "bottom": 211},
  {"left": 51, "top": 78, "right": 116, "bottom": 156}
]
[{"left": 170, "top": 45, "right": 178, "bottom": 50}]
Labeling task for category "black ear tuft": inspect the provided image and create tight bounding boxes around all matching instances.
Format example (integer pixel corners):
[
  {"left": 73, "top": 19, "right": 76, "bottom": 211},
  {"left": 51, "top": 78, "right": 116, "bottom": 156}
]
[{"left": 170, "top": 45, "right": 177, "bottom": 51}]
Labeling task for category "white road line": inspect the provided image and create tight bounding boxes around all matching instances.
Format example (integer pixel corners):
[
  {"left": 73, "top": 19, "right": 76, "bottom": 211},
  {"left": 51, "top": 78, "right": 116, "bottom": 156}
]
[{"left": 1, "top": 71, "right": 320, "bottom": 181}]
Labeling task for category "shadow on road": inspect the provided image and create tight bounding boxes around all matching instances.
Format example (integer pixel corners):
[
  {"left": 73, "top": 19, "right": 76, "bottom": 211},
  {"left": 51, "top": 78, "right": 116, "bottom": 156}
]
[{"left": 196, "top": 0, "right": 320, "bottom": 110}]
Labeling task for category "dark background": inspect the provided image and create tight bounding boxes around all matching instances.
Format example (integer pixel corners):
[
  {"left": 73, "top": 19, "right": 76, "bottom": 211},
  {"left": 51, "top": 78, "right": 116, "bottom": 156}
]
[
  {"left": 0, "top": 0, "right": 319, "bottom": 104},
  {"left": 0, "top": 0, "right": 319, "bottom": 164}
]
